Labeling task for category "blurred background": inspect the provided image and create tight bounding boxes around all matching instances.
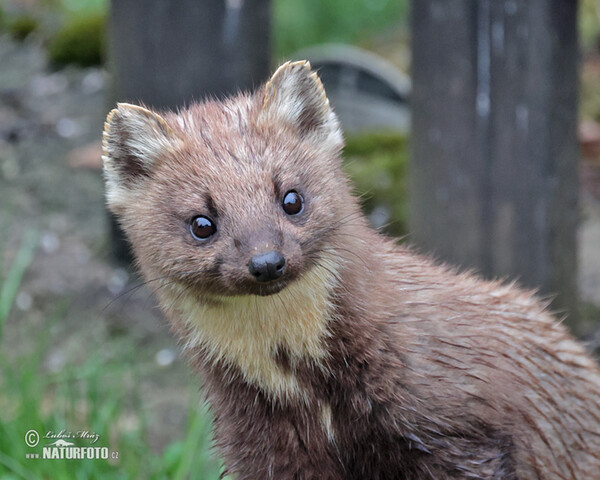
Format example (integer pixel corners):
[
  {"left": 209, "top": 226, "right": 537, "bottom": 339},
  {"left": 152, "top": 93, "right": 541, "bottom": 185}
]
[{"left": 0, "top": 0, "right": 599, "bottom": 478}]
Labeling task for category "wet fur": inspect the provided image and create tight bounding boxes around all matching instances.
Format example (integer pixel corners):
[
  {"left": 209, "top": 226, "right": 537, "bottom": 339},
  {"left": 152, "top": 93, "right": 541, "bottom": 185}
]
[{"left": 103, "top": 62, "right": 600, "bottom": 479}]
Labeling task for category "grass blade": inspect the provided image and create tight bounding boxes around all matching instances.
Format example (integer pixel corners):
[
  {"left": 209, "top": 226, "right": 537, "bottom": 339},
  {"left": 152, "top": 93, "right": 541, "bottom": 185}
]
[{"left": 0, "top": 230, "right": 37, "bottom": 331}]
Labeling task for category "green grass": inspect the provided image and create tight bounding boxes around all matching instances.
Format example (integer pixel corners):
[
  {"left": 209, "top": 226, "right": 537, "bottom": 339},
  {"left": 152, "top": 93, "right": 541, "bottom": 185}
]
[
  {"left": 0, "top": 234, "right": 223, "bottom": 479},
  {"left": 0, "top": 339, "right": 223, "bottom": 479},
  {"left": 0, "top": 231, "right": 36, "bottom": 332}
]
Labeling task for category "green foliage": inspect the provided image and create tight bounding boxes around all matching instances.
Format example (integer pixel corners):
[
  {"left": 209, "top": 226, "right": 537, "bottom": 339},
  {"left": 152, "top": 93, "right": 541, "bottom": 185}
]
[
  {"left": 343, "top": 131, "right": 409, "bottom": 237},
  {"left": 56, "top": 0, "right": 107, "bottom": 16},
  {"left": 0, "top": 234, "right": 223, "bottom": 479},
  {"left": 581, "top": 64, "right": 600, "bottom": 122},
  {"left": 578, "top": 1, "right": 600, "bottom": 121},
  {"left": 9, "top": 0, "right": 408, "bottom": 66},
  {"left": 7, "top": 15, "right": 39, "bottom": 41},
  {"left": 48, "top": 13, "right": 106, "bottom": 67},
  {"left": 580, "top": 0, "right": 600, "bottom": 52},
  {"left": 273, "top": 0, "right": 408, "bottom": 59}
]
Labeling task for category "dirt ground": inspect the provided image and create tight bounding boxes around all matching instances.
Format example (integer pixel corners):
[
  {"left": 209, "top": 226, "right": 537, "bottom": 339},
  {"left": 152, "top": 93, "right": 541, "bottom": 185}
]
[{"left": 1, "top": 35, "right": 600, "bottom": 451}]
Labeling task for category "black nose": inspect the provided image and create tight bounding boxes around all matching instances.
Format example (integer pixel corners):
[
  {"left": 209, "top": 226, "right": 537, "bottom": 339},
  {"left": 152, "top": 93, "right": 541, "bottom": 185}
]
[{"left": 248, "top": 251, "right": 286, "bottom": 283}]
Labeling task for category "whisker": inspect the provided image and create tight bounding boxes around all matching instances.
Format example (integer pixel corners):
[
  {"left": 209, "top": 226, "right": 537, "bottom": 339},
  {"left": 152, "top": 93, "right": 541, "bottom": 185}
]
[
  {"left": 318, "top": 246, "right": 371, "bottom": 270},
  {"left": 99, "top": 268, "right": 218, "bottom": 315},
  {"left": 99, "top": 274, "right": 174, "bottom": 316}
]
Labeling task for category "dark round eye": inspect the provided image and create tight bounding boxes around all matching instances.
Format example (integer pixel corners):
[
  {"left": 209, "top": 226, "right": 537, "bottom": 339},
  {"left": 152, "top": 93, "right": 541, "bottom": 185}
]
[
  {"left": 282, "top": 190, "right": 304, "bottom": 215},
  {"left": 190, "top": 216, "right": 216, "bottom": 240}
]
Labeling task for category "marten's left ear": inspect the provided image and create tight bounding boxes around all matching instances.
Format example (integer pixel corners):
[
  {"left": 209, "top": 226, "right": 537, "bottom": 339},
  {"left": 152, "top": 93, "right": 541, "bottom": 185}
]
[
  {"left": 102, "top": 103, "right": 180, "bottom": 211},
  {"left": 262, "top": 61, "right": 342, "bottom": 147}
]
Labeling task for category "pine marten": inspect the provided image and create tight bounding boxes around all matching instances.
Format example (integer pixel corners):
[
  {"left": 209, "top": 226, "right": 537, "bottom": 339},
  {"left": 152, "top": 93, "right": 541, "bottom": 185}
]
[{"left": 102, "top": 61, "right": 600, "bottom": 479}]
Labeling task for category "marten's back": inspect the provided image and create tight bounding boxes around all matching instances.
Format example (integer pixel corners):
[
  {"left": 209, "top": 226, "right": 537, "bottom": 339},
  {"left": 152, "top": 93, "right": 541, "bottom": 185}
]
[{"left": 382, "top": 242, "right": 600, "bottom": 478}]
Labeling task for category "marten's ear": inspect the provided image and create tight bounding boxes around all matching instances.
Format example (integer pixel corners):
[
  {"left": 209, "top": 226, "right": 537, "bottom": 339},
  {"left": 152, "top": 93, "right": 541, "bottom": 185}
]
[
  {"left": 102, "top": 103, "right": 179, "bottom": 210},
  {"left": 262, "top": 61, "right": 342, "bottom": 147}
]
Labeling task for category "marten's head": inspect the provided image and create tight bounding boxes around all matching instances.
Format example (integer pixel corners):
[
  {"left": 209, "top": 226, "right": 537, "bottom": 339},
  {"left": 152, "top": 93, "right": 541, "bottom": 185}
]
[{"left": 102, "top": 61, "right": 358, "bottom": 299}]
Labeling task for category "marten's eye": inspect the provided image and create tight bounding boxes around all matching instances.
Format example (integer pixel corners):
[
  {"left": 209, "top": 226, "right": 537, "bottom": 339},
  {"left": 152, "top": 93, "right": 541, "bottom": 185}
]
[
  {"left": 190, "top": 216, "right": 216, "bottom": 240},
  {"left": 282, "top": 190, "right": 304, "bottom": 215}
]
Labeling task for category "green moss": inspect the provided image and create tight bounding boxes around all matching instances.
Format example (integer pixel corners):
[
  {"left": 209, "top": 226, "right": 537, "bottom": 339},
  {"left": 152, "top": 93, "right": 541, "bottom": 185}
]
[
  {"left": 345, "top": 131, "right": 408, "bottom": 156},
  {"left": 579, "top": 301, "right": 600, "bottom": 337},
  {"left": 343, "top": 132, "right": 409, "bottom": 237},
  {"left": 48, "top": 13, "right": 106, "bottom": 67},
  {"left": 8, "top": 15, "right": 39, "bottom": 41}
]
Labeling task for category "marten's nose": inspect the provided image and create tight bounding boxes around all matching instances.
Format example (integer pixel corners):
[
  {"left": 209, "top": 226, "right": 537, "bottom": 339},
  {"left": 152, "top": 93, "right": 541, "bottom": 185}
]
[{"left": 248, "top": 251, "right": 286, "bottom": 282}]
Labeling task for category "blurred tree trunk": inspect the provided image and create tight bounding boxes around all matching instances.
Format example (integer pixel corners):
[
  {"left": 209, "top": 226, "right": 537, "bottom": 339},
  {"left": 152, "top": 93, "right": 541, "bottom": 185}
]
[
  {"left": 410, "top": 1, "right": 580, "bottom": 330},
  {"left": 107, "top": 0, "right": 271, "bottom": 262}
]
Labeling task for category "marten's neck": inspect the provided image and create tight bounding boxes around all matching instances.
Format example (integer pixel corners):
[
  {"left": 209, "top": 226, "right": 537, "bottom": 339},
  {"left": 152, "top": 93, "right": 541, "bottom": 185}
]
[
  {"left": 168, "top": 252, "right": 343, "bottom": 401},
  {"left": 164, "top": 223, "right": 381, "bottom": 403}
]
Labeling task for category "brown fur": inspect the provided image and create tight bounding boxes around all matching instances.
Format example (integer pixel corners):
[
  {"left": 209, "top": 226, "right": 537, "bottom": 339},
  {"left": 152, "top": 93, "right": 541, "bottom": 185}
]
[{"left": 103, "top": 61, "right": 600, "bottom": 479}]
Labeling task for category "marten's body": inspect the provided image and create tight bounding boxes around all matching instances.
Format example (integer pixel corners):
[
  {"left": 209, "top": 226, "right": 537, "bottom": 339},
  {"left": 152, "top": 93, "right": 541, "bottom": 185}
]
[{"left": 103, "top": 62, "right": 600, "bottom": 479}]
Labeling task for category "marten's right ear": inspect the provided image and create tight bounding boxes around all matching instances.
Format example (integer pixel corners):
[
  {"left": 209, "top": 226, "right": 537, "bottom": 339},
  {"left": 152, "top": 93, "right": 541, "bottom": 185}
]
[{"left": 102, "top": 103, "right": 179, "bottom": 210}]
